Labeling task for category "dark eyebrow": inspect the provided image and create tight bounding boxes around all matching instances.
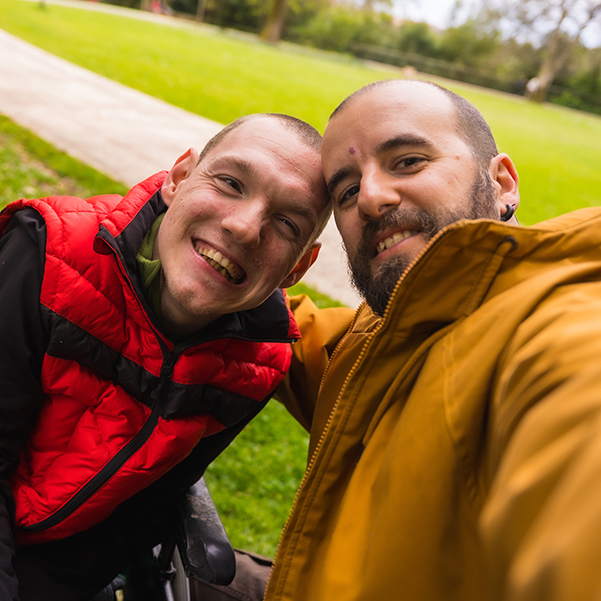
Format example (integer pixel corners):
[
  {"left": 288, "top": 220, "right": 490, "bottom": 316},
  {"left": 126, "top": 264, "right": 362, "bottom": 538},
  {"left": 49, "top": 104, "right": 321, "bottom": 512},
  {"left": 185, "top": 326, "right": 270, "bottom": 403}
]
[
  {"left": 219, "top": 156, "right": 258, "bottom": 178},
  {"left": 375, "top": 134, "right": 434, "bottom": 155},
  {"left": 326, "top": 166, "right": 354, "bottom": 198}
]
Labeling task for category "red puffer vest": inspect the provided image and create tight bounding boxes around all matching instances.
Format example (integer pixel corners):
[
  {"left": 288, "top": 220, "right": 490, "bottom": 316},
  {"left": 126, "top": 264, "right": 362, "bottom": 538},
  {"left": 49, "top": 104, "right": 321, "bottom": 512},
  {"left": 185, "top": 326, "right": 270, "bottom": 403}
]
[{"left": 0, "top": 173, "right": 299, "bottom": 545}]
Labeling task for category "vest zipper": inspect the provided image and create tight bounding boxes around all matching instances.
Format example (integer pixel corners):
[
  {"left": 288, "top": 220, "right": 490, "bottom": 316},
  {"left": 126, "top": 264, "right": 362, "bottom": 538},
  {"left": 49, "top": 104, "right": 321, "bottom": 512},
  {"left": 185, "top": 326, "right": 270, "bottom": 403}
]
[{"left": 22, "top": 351, "right": 178, "bottom": 533}]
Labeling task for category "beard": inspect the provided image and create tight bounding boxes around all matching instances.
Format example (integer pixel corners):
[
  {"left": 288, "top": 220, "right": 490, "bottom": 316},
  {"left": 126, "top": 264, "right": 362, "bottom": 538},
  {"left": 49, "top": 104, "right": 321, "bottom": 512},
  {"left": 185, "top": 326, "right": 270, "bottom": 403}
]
[{"left": 347, "top": 170, "right": 498, "bottom": 316}]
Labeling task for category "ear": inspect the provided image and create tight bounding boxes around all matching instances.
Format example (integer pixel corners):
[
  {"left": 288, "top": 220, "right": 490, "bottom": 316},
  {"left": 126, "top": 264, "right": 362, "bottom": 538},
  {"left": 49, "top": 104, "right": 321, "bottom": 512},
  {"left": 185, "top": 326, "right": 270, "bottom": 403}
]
[
  {"left": 489, "top": 153, "right": 520, "bottom": 222},
  {"left": 161, "top": 147, "right": 199, "bottom": 206},
  {"left": 279, "top": 242, "right": 321, "bottom": 289}
]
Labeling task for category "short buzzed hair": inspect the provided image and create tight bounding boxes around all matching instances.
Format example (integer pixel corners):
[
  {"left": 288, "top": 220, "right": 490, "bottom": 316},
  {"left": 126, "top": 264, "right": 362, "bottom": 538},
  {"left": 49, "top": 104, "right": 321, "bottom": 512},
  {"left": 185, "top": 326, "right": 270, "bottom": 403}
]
[
  {"left": 197, "top": 113, "right": 331, "bottom": 247},
  {"left": 198, "top": 113, "right": 323, "bottom": 162},
  {"left": 330, "top": 79, "right": 498, "bottom": 171}
]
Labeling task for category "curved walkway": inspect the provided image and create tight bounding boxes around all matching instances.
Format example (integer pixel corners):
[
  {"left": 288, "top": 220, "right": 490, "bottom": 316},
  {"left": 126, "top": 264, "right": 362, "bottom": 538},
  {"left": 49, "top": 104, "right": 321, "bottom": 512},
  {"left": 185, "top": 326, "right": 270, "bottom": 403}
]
[{"left": 0, "top": 13, "right": 361, "bottom": 307}]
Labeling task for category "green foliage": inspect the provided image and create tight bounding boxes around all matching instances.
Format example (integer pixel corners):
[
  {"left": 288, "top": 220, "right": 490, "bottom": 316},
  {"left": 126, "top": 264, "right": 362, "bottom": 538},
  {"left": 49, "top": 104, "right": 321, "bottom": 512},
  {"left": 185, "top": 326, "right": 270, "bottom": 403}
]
[
  {"left": 104, "top": 0, "right": 142, "bottom": 9},
  {"left": 397, "top": 21, "right": 438, "bottom": 57},
  {"left": 438, "top": 19, "right": 501, "bottom": 67},
  {"left": 290, "top": 4, "right": 396, "bottom": 53},
  {"left": 0, "top": 115, "right": 127, "bottom": 210},
  {"left": 196, "top": 0, "right": 267, "bottom": 31}
]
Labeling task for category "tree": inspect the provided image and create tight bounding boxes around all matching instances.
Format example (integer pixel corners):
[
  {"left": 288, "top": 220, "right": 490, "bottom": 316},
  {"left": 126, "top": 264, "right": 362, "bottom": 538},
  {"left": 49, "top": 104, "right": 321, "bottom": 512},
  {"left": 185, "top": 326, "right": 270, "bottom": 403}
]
[
  {"left": 493, "top": 0, "right": 601, "bottom": 102},
  {"left": 397, "top": 21, "right": 439, "bottom": 57},
  {"left": 438, "top": 18, "right": 501, "bottom": 66},
  {"left": 260, "top": 0, "right": 288, "bottom": 43}
]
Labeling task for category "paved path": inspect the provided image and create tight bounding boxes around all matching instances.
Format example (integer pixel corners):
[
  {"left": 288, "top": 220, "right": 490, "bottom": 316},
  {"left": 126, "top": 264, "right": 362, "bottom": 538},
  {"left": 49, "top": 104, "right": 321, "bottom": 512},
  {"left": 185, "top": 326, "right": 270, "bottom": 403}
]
[{"left": 0, "top": 16, "right": 361, "bottom": 307}]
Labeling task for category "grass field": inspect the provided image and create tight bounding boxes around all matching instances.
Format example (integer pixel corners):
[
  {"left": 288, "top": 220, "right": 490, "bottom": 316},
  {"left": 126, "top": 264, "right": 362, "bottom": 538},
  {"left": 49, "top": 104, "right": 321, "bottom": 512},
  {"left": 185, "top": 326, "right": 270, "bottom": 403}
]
[
  {"left": 0, "top": 114, "right": 128, "bottom": 208},
  {"left": 1, "top": 0, "right": 601, "bottom": 225},
  {"left": 1, "top": 0, "right": 601, "bottom": 557}
]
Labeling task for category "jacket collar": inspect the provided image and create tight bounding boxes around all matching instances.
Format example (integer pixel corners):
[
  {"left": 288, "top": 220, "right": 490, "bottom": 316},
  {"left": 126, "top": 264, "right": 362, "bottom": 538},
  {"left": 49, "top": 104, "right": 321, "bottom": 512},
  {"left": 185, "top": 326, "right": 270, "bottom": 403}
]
[{"left": 353, "top": 207, "right": 601, "bottom": 342}]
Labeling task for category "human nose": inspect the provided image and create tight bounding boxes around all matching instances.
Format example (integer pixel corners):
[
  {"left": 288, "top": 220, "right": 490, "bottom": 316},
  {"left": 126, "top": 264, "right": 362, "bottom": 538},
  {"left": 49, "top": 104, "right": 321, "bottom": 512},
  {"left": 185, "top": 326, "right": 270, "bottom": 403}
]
[
  {"left": 221, "top": 202, "right": 264, "bottom": 249},
  {"left": 357, "top": 171, "right": 401, "bottom": 221}
]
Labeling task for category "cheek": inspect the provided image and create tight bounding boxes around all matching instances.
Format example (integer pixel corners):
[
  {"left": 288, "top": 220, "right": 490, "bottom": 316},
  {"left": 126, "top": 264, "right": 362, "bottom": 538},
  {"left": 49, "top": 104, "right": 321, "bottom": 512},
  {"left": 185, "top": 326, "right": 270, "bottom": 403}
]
[
  {"left": 259, "top": 244, "right": 297, "bottom": 286},
  {"left": 168, "top": 191, "right": 219, "bottom": 222},
  {"left": 334, "top": 211, "right": 359, "bottom": 250}
]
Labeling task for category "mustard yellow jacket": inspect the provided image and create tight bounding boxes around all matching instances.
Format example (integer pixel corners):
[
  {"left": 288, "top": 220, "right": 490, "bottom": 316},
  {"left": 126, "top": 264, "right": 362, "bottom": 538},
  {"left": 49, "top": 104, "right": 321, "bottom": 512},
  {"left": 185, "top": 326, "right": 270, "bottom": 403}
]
[{"left": 270, "top": 208, "right": 601, "bottom": 601}]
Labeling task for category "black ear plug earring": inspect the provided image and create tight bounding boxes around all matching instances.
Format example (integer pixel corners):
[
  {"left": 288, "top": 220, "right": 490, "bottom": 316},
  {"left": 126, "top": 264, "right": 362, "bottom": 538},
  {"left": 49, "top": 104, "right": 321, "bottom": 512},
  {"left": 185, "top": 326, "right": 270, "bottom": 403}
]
[{"left": 501, "top": 204, "right": 516, "bottom": 222}]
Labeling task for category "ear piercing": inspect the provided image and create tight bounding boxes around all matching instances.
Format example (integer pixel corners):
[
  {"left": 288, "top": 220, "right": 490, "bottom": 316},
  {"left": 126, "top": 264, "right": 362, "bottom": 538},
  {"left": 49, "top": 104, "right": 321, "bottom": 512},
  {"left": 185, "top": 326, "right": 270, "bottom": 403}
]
[{"left": 501, "top": 204, "right": 516, "bottom": 222}]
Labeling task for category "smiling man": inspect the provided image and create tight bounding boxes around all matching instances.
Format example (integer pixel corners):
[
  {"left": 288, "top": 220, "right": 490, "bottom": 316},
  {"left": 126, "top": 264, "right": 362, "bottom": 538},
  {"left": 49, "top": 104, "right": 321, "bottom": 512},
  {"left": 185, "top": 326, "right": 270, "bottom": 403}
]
[
  {"left": 0, "top": 113, "right": 330, "bottom": 601},
  {"left": 324, "top": 79, "right": 518, "bottom": 315},
  {"left": 267, "top": 80, "right": 601, "bottom": 601}
]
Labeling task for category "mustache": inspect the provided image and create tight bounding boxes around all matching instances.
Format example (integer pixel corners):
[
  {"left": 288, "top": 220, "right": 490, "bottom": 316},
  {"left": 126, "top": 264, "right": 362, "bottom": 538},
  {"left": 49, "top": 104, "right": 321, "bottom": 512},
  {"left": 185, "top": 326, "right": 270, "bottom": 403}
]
[{"left": 357, "top": 208, "right": 438, "bottom": 254}]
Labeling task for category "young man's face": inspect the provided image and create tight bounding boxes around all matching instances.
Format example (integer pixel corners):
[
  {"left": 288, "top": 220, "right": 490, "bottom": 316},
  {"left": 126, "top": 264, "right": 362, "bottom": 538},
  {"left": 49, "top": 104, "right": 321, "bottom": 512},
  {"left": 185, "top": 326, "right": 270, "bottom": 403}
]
[
  {"left": 157, "top": 117, "right": 327, "bottom": 336},
  {"left": 321, "top": 83, "right": 502, "bottom": 314}
]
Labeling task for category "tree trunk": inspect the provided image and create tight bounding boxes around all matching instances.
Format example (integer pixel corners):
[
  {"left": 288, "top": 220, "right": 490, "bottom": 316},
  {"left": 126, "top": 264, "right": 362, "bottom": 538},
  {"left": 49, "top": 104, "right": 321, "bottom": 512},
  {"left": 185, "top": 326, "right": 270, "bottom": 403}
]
[
  {"left": 260, "top": 0, "right": 287, "bottom": 44},
  {"left": 195, "top": 0, "right": 207, "bottom": 21},
  {"left": 527, "top": 1, "right": 601, "bottom": 103},
  {"left": 529, "top": 29, "right": 572, "bottom": 103}
]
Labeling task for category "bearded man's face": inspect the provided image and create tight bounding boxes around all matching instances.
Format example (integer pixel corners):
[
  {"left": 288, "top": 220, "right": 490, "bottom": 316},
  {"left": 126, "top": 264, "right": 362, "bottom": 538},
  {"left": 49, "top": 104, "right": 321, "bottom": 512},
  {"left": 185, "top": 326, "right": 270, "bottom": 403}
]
[
  {"left": 345, "top": 171, "right": 498, "bottom": 315},
  {"left": 321, "top": 83, "right": 504, "bottom": 316}
]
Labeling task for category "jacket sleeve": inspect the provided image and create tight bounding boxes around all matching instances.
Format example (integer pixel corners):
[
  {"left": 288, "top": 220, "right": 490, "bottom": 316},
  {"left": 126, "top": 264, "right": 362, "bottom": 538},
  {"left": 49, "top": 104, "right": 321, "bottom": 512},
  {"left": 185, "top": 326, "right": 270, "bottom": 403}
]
[
  {"left": 480, "top": 280, "right": 601, "bottom": 601},
  {"left": 0, "top": 209, "right": 48, "bottom": 601},
  {"left": 276, "top": 294, "right": 355, "bottom": 432}
]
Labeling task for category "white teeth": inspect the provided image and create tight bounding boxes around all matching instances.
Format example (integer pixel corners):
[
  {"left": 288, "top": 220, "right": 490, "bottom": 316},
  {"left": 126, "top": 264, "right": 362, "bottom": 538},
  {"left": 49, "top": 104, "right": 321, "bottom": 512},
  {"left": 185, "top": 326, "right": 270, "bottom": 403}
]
[
  {"left": 377, "top": 231, "right": 416, "bottom": 254},
  {"left": 196, "top": 246, "right": 244, "bottom": 283}
]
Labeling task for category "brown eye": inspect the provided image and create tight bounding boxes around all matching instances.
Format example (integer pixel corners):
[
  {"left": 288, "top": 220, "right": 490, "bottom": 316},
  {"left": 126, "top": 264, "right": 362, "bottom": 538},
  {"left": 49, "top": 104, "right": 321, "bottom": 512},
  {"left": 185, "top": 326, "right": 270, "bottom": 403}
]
[
  {"left": 277, "top": 216, "right": 299, "bottom": 237},
  {"left": 339, "top": 184, "right": 360, "bottom": 207},
  {"left": 395, "top": 157, "right": 425, "bottom": 171},
  {"left": 221, "top": 177, "right": 242, "bottom": 193}
]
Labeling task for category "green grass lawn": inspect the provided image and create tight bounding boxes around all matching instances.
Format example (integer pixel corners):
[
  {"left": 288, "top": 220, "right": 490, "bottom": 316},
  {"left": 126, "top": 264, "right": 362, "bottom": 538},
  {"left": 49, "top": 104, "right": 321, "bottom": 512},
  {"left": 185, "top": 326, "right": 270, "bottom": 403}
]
[
  {"left": 1, "top": 0, "right": 601, "bottom": 225},
  {"left": 0, "top": 114, "right": 128, "bottom": 208}
]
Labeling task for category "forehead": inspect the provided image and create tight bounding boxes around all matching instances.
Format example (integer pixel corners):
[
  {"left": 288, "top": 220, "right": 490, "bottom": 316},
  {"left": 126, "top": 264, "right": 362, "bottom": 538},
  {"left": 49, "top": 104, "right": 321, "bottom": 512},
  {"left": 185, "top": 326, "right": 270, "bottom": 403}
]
[
  {"left": 211, "top": 118, "right": 315, "bottom": 162},
  {"left": 322, "top": 84, "right": 464, "bottom": 164}
]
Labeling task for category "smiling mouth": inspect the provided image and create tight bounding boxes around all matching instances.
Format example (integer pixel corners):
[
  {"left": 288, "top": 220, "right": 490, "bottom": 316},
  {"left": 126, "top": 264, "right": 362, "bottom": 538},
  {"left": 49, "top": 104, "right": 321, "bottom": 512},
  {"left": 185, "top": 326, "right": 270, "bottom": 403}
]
[
  {"left": 196, "top": 245, "right": 245, "bottom": 284},
  {"left": 376, "top": 230, "right": 418, "bottom": 255}
]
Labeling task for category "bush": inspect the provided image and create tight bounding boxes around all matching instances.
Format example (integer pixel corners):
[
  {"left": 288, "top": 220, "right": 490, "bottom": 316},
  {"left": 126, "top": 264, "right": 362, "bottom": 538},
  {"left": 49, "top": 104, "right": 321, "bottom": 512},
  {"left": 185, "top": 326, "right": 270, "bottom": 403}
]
[
  {"left": 289, "top": 5, "right": 395, "bottom": 53},
  {"left": 397, "top": 21, "right": 438, "bottom": 58},
  {"left": 438, "top": 19, "right": 500, "bottom": 67}
]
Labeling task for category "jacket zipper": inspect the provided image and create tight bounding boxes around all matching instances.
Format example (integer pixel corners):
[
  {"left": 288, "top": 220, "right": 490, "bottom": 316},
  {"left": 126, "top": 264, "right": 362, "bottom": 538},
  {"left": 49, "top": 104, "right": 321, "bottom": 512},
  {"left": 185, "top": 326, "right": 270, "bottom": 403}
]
[
  {"left": 22, "top": 351, "right": 177, "bottom": 533},
  {"left": 265, "top": 227, "right": 455, "bottom": 596}
]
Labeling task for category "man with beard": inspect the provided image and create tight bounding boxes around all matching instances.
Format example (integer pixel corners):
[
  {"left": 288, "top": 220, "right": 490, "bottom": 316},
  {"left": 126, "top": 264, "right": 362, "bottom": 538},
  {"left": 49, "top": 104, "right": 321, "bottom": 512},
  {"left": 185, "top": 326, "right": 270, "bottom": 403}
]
[{"left": 258, "top": 80, "right": 601, "bottom": 601}]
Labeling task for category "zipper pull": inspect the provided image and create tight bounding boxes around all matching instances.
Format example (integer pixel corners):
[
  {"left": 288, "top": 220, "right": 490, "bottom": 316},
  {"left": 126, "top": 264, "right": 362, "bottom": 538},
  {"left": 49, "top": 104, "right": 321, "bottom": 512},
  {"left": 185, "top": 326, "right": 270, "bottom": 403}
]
[
  {"left": 160, "top": 351, "right": 177, "bottom": 380},
  {"left": 151, "top": 351, "right": 177, "bottom": 402}
]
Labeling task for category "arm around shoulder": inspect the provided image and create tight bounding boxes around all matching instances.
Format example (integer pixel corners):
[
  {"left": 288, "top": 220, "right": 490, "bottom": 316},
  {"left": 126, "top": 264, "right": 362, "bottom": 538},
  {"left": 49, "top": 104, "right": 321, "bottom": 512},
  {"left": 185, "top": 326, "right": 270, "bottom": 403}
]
[{"left": 276, "top": 294, "right": 355, "bottom": 432}]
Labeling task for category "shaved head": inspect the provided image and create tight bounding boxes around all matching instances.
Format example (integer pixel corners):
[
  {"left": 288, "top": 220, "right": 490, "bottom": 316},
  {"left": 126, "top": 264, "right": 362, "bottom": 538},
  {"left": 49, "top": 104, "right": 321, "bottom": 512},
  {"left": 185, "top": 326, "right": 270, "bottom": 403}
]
[{"left": 330, "top": 79, "right": 498, "bottom": 171}]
